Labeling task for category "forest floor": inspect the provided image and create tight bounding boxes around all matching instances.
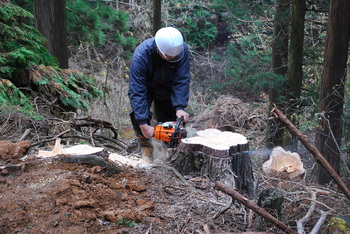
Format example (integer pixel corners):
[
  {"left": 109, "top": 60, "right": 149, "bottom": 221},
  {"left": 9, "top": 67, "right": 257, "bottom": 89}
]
[
  {"left": 1, "top": 124, "right": 350, "bottom": 234},
  {"left": 0, "top": 140, "right": 258, "bottom": 234}
]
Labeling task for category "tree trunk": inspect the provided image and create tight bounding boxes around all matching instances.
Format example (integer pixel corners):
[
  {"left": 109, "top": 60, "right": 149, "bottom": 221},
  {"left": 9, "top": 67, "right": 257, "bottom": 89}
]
[
  {"left": 34, "top": 0, "right": 54, "bottom": 55},
  {"left": 266, "top": 0, "right": 290, "bottom": 148},
  {"left": 313, "top": 0, "right": 350, "bottom": 184},
  {"left": 284, "top": 0, "right": 306, "bottom": 150},
  {"left": 34, "top": 0, "right": 68, "bottom": 69},
  {"left": 53, "top": 0, "right": 68, "bottom": 69},
  {"left": 170, "top": 129, "right": 254, "bottom": 196},
  {"left": 153, "top": 0, "right": 161, "bottom": 35}
]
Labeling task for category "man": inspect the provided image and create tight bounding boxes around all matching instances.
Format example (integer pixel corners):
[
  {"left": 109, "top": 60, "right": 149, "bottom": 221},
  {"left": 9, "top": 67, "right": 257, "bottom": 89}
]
[{"left": 128, "top": 26, "right": 191, "bottom": 161}]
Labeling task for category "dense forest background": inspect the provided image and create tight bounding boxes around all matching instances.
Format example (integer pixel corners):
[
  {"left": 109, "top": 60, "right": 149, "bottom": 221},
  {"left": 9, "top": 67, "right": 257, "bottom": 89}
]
[{"left": 1, "top": 0, "right": 350, "bottom": 184}]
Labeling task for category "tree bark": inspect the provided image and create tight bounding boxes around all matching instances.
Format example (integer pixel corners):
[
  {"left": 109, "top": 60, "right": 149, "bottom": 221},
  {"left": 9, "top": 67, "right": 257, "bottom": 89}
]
[
  {"left": 285, "top": 0, "right": 306, "bottom": 150},
  {"left": 53, "top": 0, "right": 68, "bottom": 69},
  {"left": 34, "top": 0, "right": 54, "bottom": 55},
  {"left": 266, "top": 0, "right": 290, "bottom": 148},
  {"left": 170, "top": 129, "right": 254, "bottom": 196},
  {"left": 313, "top": 0, "right": 350, "bottom": 184},
  {"left": 153, "top": 0, "right": 161, "bottom": 35},
  {"left": 34, "top": 0, "right": 68, "bottom": 69}
]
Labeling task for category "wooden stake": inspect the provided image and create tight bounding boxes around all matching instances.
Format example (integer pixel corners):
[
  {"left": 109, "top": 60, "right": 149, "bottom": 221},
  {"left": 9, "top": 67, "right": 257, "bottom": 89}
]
[{"left": 271, "top": 106, "right": 350, "bottom": 201}]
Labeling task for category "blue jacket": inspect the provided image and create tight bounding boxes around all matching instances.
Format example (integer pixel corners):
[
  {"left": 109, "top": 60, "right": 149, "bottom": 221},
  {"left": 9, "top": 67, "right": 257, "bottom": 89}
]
[{"left": 128, "top": 38, "right": 191, "bottom": 125}]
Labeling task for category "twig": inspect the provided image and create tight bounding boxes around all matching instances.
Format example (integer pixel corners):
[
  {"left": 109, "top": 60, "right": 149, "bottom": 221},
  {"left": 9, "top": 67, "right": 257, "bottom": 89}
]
[
  {"left": 90, "top": 126, "right": 95, "bottom": 147},
  {"left": 297, "top": 191, "right": 317, "bottom": 234},
  {"left": 152, "top": 164, "right": 193, "bottom": 187},
  {"left": 179, "top": 217, "right": 192, "bottom": 234},
  {"left": 212, "top": 198, "right": 232, "bottom": 219},
  {"left": 215, "top": 181, "right": 297, "bottom": 234},
  {"left": 19, "top": 129, "right": 32, "bottom": 141},
  {"left": 309, "top": 210, "right": 328, "bottom": 234},
  {"left": 271, "top": 106, "right": 350, "bottom": 201},
  {"left": 54, "top": 129, "right": 70, "bottom": 138},
  {"left": 74, "top": 116, "right": 119, "bottom": 138}
]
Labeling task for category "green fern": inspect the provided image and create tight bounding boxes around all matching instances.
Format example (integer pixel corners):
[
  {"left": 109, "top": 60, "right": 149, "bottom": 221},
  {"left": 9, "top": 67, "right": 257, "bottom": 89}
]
[{"left": 0, "top": 79, "right": 42, "bottom": 120}]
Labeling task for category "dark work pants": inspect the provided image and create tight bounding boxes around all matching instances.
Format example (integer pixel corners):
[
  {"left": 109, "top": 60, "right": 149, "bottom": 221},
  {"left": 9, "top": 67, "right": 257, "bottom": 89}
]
[{"left": 130, "top": 98, "right": 177, "bottom": 137}]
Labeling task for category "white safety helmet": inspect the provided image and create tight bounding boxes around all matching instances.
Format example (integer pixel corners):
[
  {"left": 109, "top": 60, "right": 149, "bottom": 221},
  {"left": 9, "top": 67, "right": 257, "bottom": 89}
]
[{"left": 155, "top": 27, "right": 184, "bottom": 62}]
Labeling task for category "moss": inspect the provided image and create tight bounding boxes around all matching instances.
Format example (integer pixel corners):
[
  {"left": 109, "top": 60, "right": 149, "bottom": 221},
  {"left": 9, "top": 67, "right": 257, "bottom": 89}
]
[{"left": 329, "top": 217, "right": 350, "bottom": 233}]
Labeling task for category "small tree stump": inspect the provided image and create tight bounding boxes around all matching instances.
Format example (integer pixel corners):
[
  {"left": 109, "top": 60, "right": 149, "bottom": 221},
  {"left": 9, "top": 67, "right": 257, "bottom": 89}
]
[{"left": 170, "top": 129, "right": 254, "bottom": 196}]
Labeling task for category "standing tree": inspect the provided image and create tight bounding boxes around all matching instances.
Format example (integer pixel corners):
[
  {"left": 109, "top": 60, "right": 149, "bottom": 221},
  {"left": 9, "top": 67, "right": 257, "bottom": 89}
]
[
  {"left": 266, "top": 0, "right": 290, "bottom": 148},
  {"left": 33, "top": 0, "right": 54, "bottom": 55},
  {"left": 153, "top": 0, "right": 161, "bottom": 35},
  {"left": 53, "top": 0, "right": 68, "bottom": 69},
  {"left": 33, "top": 0, "right": 68, "bottom": 69},
  {"left": 313, "top": 0, "right": 350, "bottom": 184},
  {"left": 284, "top": 0, "right": 306, "bottom": 150}
]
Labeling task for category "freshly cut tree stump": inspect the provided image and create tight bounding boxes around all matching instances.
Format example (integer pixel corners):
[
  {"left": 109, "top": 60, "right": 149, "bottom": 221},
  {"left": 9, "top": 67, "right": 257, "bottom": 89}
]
[{"left": 171, "top": 129, "right": 254, "bottom": 196}]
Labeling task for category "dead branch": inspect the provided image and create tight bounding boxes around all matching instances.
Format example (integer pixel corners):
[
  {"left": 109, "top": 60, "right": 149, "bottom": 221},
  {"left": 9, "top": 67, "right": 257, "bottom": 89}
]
[
  {"left": 309, "top": 210, "right": 328, "bottom": 234},
  {"left": 152, "top": 164, "right": 192, "bottom": 187},
  {"left": 271, "top": 106, "right": 350, "bottom": 201},
  {"left": 74, "top": 116, "right": 119, "bottom": 139},
  {"left": 212, "top": 199, "right": 232, "bottom": 219},
  {"left": 215, "top": 181, "right": 297, "bottom": 234},
  {"left": 19, "top": 129, "right": 31, "bottom": 141},
  {"left": 297, "top": 191, "right": 317, "bottom": 234},
  {"left": 30, "top": 134, "right": 126, "bottom": 152}
]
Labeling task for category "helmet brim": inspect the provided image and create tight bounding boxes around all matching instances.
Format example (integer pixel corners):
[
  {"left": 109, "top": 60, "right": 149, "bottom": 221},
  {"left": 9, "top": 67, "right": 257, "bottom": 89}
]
[{"left": 166, "top": 45, "right": 184, "bottom": 63}]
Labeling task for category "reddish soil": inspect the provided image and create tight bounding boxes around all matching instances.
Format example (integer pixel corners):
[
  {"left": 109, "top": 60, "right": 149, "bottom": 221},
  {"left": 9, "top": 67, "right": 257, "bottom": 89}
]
[
  {"left": 1, "top": 140, "right": 350, "bottom": 233},
  {"left": 0, "top": 140, "right": 241, "bottom": 233}
]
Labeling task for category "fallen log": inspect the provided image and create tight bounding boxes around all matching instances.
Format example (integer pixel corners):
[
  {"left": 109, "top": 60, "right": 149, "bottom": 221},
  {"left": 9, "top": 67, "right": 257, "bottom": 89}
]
[
  {"left": 215, "top": 181, "right": 297, "bottom": 234},
  {"left": 37, "top": 140, "right": 124, "bottom": 175},
  {"left": 271, "top": 106, "right": 350, "bottom": 201},
  {"left": 171, "top": 128, "right": 254, "bottom": 196}
]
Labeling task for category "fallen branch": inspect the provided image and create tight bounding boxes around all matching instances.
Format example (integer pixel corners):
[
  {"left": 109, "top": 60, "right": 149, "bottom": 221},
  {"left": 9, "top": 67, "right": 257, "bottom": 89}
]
[
  {"left": 309, "top": 210, "right": 328, "bottom": 234},
  {"left": 74, "top": 116, "right": 119, "bottom": 139},
  {"left": 30, "top": 134, "right": 126, "bottom": 152},
  {"left": 212, "top": 199, "right": 232, "bottom": 219},
  {"left": 215, "top": 181, "right": 296, "bottom": 234},
  {"left": 152, "top": 164, "right": 192, "bottom": 187},
  {"left": 297, "top": 191, "right": 317, "bottom": 234},
  {"left": 271, "top": 106, "right": 350, "bottom": 201},
  {"left": 19, "top": 129, "right": 32, "bottom": 141}
]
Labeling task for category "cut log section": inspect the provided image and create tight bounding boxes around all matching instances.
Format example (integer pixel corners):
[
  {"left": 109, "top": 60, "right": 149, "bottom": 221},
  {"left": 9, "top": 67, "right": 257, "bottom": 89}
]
[
  {"left": 36, "top": 139, "right": 124, "bottom": 175},
  {"left": 171, "top": 129, "right": 254, "bottom": 196},
  {"left": 262, "top": 146, "right": 305, "bottom": 179}
]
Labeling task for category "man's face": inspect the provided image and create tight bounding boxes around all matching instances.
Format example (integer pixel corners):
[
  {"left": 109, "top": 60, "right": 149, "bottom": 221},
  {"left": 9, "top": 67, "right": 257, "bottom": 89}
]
[{"left": 157, "top": 49, "right": 176, "bottom": 62}]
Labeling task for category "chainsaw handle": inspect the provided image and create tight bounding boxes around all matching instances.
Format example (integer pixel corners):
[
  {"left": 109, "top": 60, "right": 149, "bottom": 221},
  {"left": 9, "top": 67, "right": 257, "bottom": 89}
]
[{"left": 175, "top": 117, "right": 185, "bottom": 131}]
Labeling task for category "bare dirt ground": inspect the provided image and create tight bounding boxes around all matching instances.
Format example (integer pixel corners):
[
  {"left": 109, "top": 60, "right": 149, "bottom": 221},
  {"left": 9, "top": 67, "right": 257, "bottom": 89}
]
[
  {"left": 0, "top": 140, "right": 242, "bottom": 233},
  {"left": 1, "top": 138, "right": 350, "bottom": 234}
]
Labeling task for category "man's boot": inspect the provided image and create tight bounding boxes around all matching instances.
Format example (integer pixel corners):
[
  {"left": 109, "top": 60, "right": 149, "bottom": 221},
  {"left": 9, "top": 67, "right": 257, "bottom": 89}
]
[{"left": 138, "top": 137, "right": 153, "bottom": 162}]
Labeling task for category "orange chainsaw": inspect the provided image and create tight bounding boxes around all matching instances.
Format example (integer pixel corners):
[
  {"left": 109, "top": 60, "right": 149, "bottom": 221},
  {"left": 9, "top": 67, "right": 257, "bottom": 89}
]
[{"left": 153, "top": 117, "right": 187, "bottom": 148}]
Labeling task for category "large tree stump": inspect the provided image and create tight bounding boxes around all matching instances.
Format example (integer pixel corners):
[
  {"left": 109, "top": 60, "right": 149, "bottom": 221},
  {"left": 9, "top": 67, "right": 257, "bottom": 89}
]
[{"left": 170, "top": 129, "right": 254, "bottom": 196}]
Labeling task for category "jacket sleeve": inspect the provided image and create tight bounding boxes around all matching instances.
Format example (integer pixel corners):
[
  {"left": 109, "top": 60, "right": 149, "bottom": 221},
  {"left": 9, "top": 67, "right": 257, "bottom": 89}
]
[
  {"left": 171, "top": 44, "right": 191, "bottom": 111},
  {"left": 128, "top": 50, "right": 150, "bottom": 125}
]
